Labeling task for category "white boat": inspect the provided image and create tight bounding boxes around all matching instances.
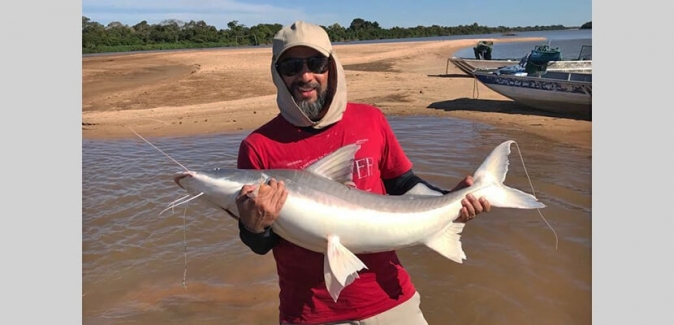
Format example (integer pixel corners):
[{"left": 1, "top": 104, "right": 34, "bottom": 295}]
[
  {"left": 455, "top": 44, "right": 592, "bottom": 118},
  {"left": 448, "top": 57, "right": 592, "bottom": 75},
  {"left": 447, "top": 44, "right": 592, "bottom": 76},
  {"left": 472, "top": 69, "right": 592, "bottom": 117}
]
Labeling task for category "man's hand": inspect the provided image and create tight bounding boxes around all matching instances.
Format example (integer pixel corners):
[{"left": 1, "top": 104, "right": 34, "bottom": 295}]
[
  {"left": 236, "top": 178, "right": 288, "bottom": 233},
  {"left": 451, "top": 175, "right": 491, "bottom": 223}
]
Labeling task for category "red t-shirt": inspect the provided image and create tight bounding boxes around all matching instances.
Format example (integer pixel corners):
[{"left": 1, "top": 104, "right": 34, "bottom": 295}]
[{"left": 237, "top": 103, "right": 416, "bottom": 324}]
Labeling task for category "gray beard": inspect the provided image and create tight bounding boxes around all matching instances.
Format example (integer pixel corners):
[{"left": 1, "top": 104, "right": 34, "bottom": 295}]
[{"left": 297, "top": 89, "right": 328, "bottom": 121}]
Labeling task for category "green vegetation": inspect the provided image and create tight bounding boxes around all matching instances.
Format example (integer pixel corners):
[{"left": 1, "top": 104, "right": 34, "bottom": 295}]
[
  {"left": 82, "top": 16, "right": 577, "bottom": 54},
  {"left": 580, "top": 21, "right": 592, "bottom": 29}
]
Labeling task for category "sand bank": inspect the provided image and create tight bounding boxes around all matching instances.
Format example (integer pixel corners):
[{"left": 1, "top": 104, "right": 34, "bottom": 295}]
[{"left": 82, "top": 37, "right": 590, "bottom": 149}]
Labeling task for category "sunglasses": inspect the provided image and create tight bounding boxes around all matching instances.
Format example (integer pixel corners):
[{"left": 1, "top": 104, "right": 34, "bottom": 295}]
[{"left": 276, "top": 56, "right": 330, "bottom": 77}]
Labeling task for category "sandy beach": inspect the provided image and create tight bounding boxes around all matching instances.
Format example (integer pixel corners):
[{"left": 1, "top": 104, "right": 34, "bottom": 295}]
[{"left": 82, "top": 36, "right": 591, "bottom": 150}]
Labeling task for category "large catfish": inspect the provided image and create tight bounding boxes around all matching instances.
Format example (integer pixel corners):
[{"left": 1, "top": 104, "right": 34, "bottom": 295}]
[{"left": 173, "top": 140, "right": 546, "bottom": 301}]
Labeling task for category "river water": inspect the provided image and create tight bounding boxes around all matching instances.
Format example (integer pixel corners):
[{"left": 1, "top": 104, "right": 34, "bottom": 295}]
[{"left": 82, "top": 115, "right": 591, "bottom": 324}]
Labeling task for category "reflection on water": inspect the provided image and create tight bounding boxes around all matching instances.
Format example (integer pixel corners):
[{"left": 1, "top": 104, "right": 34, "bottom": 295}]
[{"left": 82, "top": 115, "right": 591, "bottom": 325}]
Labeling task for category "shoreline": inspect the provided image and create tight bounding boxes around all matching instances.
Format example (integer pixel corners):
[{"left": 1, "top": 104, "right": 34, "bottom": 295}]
[{"left": 82, "top": 37, "right": 591, "bottom": 150}]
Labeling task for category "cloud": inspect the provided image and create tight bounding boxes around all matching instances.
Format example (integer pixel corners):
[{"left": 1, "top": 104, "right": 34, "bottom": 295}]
[{"left": 81, "top": 0, "right": 325, "bottom": 29}]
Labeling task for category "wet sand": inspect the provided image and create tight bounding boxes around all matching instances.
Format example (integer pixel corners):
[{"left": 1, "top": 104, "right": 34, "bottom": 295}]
[{"left": 82, "top": 36, "right": 591, "bottom": 150}]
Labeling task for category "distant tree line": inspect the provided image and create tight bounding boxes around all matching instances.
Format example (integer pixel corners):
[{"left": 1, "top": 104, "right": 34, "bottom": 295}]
[
  {"left": 82, "top": 16, "right": 586, "bottom": 54},
  {"left": 580, "top": 21, "right": 592, "bottom": 29}
]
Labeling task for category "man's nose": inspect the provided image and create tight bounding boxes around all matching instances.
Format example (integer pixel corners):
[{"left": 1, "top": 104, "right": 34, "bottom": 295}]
[{"left": 297, "top": 64, "right": 315, "bottom": 81}]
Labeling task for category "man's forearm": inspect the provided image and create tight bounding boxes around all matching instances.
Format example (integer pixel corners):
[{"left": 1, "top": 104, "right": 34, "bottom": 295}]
[
  {"left": 238, "top": 220, "right": 279, "bottom": 255},
  {"left": 383, "top": 169, "right": 449, "bottom": 196}
]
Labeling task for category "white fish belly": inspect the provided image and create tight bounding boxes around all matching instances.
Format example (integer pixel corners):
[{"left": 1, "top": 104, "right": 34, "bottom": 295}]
[{"left": 271, "top": 194, "right": 464, "bottom": 254}]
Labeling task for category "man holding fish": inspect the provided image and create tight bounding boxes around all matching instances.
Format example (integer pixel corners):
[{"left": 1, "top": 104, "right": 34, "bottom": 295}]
[{"left": 234, "top": 21, "right": 491, "bottom": 325}]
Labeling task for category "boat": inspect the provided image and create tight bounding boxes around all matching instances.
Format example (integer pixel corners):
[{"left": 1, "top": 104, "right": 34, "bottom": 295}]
[
  {"left": 449, "top": 57, "right": 592, "bottom": 75},
  {"left": 466, "top": 45, "right": 592, "bottom": 117},
  {"left": 472, "top": 69, "right": 592, "bottom": 117},
  {"left": 447, "top": 44, "right": 592, "bottom": 76}
]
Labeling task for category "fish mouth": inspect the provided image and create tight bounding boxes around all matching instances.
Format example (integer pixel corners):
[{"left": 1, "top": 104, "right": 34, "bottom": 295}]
[{"left": 173, "top": 171, "right": 195, "bottom": 189}]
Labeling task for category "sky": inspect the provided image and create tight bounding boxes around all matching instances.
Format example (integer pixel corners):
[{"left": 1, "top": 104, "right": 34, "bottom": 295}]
[{"left": 81, "top": 0, "right": 592, "bottom": 30}]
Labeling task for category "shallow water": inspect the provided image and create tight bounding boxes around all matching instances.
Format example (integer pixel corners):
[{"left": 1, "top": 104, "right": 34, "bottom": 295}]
[{"left": 82, "top": 115, "right": 591, "bottom": 324}]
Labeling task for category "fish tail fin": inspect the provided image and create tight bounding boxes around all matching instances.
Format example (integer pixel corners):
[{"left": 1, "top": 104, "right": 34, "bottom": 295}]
[
  {"left": 473, "top": 140, "right": 546, "bottom": 209},
  {"left": 423, "top": 141, "right": 545, "bottom": 264},
  {"left": 484, "top": 184, "right": 547, "bottom": 209},
  {"left": 424, "top": 222, "right": 467, "bottom": 263}
]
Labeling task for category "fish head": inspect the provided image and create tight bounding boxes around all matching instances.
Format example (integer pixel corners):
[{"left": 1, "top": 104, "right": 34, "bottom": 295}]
[{"left": 173, "top": 168, "right": 263, "bottom": 218}]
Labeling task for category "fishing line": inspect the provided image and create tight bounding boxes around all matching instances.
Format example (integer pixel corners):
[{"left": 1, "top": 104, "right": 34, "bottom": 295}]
[
  {"left": 182, "top": 204, "right": 189, "bottom": 288},
  {"left": 511, "top": 141, "right": 559, "bottom": 250},
  {"left": 127, "top": 126, "right": 196, "bottom": 287},
  {"left": 128, "top": 126, "right": 190, "bottom": 172}
]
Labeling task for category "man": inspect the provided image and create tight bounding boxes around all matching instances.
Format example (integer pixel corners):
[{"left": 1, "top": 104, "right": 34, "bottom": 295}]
[{"left": 235, "top": 21, "right": 491, "bottom": 325}]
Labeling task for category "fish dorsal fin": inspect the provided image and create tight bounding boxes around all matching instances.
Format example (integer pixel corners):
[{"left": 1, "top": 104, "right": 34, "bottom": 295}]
[{"left": 306, "top": 143, "right": 360, "bottom": 184}]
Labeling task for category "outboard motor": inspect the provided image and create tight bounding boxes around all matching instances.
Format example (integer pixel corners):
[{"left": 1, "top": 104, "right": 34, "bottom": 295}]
[{"left": 523, "top": 45, "right": 562, "bottom": 76}]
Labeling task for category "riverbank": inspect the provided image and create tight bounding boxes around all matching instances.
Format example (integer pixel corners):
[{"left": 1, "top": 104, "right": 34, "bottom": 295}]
[{"left": 82, "top": 37, "right": 591, "bottom": 149}]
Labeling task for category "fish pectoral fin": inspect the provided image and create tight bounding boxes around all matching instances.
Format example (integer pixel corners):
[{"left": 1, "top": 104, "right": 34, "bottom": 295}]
[
  {"left": 323, "top": 256, "right": 359, "bottom": 302},
  {"left": 424, "top": 222, "right": 467, "bottom": 263},
  {"left": 326, "top": 235, "right": 367, "bottom": 286},
  {"left": 323, "top": 235, "right": 367, "bottom": 302}
]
